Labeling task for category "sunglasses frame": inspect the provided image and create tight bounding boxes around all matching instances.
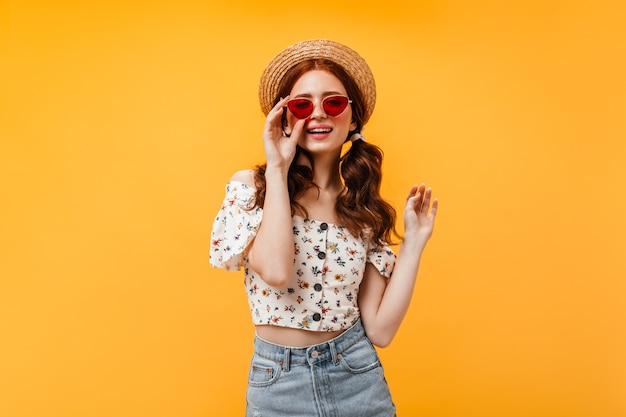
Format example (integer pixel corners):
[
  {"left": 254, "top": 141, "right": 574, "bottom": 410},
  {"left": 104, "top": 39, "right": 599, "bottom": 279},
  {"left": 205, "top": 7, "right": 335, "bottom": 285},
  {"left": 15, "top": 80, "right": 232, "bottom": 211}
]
[{"left": 285, "top": 95, "right": 353, "bottom": 119}]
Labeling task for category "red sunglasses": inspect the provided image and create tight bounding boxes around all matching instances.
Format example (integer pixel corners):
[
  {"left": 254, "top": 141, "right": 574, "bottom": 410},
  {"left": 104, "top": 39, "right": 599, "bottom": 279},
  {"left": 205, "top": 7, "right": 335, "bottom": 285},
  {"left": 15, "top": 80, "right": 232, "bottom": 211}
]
[{"left": 286, "top": 95, "right": 352, "bottom": 119}]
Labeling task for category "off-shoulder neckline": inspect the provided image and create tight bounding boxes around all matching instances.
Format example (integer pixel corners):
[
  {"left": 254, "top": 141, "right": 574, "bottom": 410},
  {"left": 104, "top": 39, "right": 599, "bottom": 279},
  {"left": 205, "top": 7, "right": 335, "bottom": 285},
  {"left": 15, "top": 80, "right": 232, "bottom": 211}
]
[{"left": 227, "top": 180, "right": 339, "bottom": 226}]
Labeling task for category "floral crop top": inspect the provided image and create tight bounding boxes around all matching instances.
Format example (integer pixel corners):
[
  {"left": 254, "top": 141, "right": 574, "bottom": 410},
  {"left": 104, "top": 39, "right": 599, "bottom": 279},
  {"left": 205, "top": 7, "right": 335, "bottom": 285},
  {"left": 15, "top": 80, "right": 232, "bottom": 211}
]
[{"left": 210, "top": 180, "right": 396, "bottom": 332}]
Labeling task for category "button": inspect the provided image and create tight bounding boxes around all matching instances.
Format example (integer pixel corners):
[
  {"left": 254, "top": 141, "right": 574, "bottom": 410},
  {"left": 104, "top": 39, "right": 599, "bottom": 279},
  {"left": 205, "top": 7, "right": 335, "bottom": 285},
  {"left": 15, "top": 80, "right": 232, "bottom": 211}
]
[
  {"left": 317, "top": 252, "right": 326, "bottom": 259},
  {"left": 310, "top": 350, "right": 319, "bottom": 358},
  {"left": 313, "top": 313, "right": 321, "bottom": 321},
  {"left": 320, "top": 222, "right": 328, "bottom": 230},
  {"left": 314, "top": 283, "right": 322, "bottom": 292}
]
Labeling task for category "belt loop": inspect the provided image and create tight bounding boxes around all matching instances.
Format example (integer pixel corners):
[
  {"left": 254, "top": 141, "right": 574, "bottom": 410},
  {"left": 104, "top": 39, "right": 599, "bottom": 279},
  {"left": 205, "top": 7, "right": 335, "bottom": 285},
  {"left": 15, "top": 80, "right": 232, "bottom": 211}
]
[
  {"left": 283, "top": 347, "right": 291, "bottom": 372},
  {"left": 329, "top": 340, "right": 339, "bottom": 366}
]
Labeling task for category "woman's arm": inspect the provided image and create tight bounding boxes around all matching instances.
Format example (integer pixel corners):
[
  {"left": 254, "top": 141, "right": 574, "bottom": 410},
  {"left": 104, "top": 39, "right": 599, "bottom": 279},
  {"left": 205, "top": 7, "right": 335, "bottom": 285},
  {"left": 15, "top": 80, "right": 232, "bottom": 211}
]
[
  {"left": 358, "top": 184, "right": 438, "bottom": 347},
  {"left": 246, "top": 97, "right": 305, "bottom": 287}
]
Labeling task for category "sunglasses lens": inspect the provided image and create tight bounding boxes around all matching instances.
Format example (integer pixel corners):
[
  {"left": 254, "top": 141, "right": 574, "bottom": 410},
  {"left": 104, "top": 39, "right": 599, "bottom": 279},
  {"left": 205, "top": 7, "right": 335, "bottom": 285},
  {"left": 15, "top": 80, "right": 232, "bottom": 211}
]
[
  {"left": 287, "top": 99, "right": 314, "bottom": 119},
  {"left": 323, "top": 96, "right": 349, "bottom": 116}
]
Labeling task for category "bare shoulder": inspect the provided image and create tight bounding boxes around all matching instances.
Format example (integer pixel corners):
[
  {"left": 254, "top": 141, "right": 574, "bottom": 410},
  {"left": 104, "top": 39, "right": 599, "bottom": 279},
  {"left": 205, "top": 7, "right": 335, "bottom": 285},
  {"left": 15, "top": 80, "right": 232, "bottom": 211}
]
[{"left": 229, "top": 169, "right": 256, "bottom": 188}]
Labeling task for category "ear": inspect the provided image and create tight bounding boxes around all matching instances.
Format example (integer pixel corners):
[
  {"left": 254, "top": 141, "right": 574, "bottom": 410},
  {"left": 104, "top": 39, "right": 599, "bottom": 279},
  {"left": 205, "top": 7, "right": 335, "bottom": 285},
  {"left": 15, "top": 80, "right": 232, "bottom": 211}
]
[{"left": 350, "top": 120, "right": 357, "bottom": 131}]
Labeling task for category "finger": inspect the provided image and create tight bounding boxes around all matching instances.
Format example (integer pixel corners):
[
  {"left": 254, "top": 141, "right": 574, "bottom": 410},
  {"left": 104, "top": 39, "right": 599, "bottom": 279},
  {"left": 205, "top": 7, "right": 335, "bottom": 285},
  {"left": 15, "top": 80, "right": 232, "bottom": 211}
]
[
  {"left": 271, "top": 96, "right": 290, "bottom": 113},
  {"left": 418, "top": 184, "right": 426, "bottom": 198},
  {"left": 406, "top": 185, "right": 419, "bottom": 201},
  {"left": 265, "top": 97, "right": 290, "bottom": 126},
  {"left": 288, "top": 118, "right": 307, "bottom": 142},
  {"left": 406, "top": 184, "right": 425, "bottom": 205},
  {"left": 405, "top": 194, "right": 419, "bottom": 213},
  {"left": 421, "top": 187, "right": 432, "bottom": 213},
  {"left": 413, "top": 184, "right": 425, "bottom": 210},
  {"left": 429, "top": 198, "right": 439, "bottom": 219}
]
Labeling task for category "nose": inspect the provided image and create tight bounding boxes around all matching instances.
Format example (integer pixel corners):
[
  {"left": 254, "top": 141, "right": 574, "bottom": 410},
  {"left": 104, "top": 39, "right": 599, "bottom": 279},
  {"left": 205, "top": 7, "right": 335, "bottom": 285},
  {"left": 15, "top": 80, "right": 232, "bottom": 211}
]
[{"left": 309, "top": 99, "right": 327, "bottom": 119}]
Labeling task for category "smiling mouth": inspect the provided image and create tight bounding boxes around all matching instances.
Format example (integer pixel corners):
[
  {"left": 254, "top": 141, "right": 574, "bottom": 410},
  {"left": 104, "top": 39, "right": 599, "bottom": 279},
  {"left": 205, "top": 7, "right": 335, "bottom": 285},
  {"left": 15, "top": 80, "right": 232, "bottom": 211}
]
[{"left": 307, "top": 128, "right": 333, "bottom": 134}]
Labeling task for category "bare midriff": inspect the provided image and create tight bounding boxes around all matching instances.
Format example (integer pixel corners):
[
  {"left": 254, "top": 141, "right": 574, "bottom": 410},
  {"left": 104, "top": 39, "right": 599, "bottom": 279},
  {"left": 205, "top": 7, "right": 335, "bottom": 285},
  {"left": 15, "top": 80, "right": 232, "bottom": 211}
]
[{"left": 255, "top": 325, "right": 346, "bottom": 348}]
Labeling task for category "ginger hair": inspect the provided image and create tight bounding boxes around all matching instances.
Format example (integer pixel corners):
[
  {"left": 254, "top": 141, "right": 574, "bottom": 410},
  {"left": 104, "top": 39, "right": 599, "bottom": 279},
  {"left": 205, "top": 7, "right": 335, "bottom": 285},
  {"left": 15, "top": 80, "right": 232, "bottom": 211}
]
[{"left": 253, "top": 59, "right": 399, "bottom": 245}]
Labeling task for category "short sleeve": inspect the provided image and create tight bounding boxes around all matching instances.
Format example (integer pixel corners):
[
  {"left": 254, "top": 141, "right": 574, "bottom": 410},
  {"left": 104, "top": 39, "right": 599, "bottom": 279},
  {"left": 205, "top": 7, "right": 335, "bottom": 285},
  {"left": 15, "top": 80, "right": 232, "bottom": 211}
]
[
  {"left": 210, "top": 181, "right": 263, "bottom": 271},
  {"left": 366, "top": 243, "right": 396, "bottom": 278}
]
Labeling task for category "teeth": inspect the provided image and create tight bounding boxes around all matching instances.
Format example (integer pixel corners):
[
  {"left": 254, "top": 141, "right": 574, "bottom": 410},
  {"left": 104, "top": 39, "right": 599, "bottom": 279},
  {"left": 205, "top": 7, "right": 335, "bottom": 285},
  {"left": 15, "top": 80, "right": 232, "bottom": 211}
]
[{"left": 309, "top": 128, "right": 332, "bottom": 133}]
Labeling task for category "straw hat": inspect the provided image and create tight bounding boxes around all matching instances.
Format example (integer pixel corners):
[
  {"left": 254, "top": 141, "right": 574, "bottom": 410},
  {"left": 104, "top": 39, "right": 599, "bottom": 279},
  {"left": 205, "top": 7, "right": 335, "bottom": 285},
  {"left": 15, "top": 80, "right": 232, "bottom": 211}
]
[{"left": 258, "top": 39, "right": 376, "bottom": 125}]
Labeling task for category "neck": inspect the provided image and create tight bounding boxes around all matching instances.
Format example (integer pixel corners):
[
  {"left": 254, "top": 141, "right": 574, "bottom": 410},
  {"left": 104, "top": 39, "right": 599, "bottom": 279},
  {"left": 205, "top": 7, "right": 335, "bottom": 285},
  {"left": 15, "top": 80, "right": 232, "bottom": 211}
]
[
  {"left": 314, "top": 173, "right": 342, "bottom": 192},
  {"left": 298, "top": 153, "right": 342, "bottom": 191}
]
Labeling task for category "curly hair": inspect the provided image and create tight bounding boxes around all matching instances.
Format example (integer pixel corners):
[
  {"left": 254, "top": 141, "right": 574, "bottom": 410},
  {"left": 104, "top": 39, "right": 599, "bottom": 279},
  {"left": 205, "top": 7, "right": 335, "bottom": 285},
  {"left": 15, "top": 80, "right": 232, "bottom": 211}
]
[{"left": 253, "top": 59, "right": 399, "bottom": 246}]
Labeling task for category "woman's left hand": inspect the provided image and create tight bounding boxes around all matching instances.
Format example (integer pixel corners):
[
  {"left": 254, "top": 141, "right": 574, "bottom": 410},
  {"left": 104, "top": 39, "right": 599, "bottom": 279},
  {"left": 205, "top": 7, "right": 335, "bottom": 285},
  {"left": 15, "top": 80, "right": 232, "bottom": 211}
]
[{"left": 403, "top": 184, "right": 438, "bottom": 248}]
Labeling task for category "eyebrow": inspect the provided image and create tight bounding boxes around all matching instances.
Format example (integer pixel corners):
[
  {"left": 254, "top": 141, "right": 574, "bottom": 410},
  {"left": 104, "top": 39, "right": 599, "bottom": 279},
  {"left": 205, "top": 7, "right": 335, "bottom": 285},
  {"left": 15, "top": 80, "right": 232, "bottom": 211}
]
[{"left": 292, "top": 91, "right": 345, "bottom": 98}]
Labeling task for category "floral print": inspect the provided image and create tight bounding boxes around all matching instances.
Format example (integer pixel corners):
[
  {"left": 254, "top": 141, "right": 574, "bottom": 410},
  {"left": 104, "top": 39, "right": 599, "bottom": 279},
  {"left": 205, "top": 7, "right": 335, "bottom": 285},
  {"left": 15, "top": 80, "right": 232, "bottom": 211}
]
[
  {"left": 210, "top": 181, "right": 396, "bottom": 332},
  {"left": 210, "top": 181, "right": 262, "bottom": 271}
]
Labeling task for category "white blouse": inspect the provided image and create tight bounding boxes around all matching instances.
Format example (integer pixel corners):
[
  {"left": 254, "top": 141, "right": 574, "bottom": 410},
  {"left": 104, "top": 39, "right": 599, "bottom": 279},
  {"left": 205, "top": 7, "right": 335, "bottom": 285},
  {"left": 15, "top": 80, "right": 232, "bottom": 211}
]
[{"left": 210, "top": 180, "right": 396, "bottom": 332}]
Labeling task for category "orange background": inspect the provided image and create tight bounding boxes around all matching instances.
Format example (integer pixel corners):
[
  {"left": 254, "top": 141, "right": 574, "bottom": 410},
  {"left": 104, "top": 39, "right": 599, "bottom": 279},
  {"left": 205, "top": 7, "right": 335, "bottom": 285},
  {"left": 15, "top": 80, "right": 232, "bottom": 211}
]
[{"left": 1, "top": 1, "right": 625, "bottom": 416}]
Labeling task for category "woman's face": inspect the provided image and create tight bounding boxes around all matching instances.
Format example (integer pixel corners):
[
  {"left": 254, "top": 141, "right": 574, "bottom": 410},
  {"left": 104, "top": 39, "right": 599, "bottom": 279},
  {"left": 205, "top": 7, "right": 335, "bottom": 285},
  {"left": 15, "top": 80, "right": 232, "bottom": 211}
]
[{"left": 285, "top": 70, "right": 357, "bottom": 154}]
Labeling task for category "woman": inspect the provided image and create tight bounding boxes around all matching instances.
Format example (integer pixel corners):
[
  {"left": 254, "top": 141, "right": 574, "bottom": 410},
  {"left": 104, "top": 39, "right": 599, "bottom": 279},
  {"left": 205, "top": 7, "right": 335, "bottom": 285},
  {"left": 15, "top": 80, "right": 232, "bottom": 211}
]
[{"left": 210, "top": 39, "right": 438, "bottom": 417}]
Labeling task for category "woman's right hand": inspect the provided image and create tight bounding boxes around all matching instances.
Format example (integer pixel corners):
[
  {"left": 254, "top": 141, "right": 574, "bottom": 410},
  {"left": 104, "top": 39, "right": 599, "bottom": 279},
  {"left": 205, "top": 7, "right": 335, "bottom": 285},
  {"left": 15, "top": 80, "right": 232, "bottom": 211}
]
[{"left": 262, "top": 96, "right": 306, "bottom": 173}]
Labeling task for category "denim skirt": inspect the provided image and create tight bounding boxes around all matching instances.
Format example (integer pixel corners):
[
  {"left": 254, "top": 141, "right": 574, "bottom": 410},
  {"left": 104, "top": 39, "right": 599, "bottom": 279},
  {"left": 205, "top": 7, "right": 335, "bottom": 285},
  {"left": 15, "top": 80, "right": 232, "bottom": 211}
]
[{"left": 246, "top": 319, "right": 396, "bottom": 417}]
